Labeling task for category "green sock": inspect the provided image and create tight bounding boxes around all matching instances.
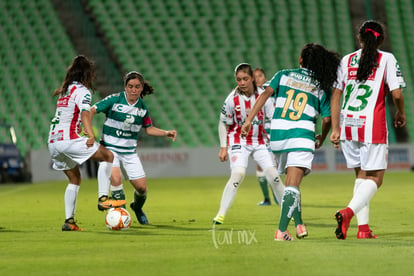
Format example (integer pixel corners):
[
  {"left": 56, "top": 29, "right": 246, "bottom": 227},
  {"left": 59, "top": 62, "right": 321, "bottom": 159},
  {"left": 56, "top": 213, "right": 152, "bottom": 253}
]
[
  {"left": 133, "top": 191, "right": 147, "bottom": 210},
  {"left": 111, "top": 189, "right": 126, "bottom": 201},
  {"left": 292, "top": 190, "right": 303, "bottom": 226},
  {"left": 258, "top": 176, "right": 270, "bottom": 200},
  {"left": 278, "top": 186, "right": 301, "bottom": 231},
  {"left": 111, "top": 185, "right": 126, "bottom": 208}
]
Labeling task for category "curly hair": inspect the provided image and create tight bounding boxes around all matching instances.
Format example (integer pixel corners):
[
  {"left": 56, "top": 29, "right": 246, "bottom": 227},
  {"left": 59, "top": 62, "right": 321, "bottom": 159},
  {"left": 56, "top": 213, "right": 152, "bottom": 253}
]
[
  {"left": 123, "top": 71, "right": 154, "bottom": 98},
  {"left": 357, "top": 20, "right": 385, "bottom": 82},
  {"left": 53, "top": 55, "right": 96, "bottom": 96},
  {"left": 300, "top": 43, "right": 341, "bottom": 93}
]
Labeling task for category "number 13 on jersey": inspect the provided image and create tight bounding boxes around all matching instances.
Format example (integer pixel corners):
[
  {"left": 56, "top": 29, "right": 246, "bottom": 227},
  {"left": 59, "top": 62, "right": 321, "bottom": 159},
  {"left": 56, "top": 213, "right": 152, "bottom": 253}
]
[{"left": 342, "top": 84, "right": 373, "bottom": 112}]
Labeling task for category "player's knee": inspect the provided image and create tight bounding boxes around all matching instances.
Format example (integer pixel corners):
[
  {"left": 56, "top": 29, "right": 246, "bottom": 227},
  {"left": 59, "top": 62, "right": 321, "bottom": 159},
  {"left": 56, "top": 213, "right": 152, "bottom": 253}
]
[
  {"left": 132, "top": 178, "right": 147, "bottom": 195},
  {"left": 256, "top": 169, "right": 265, "bottom": 178},
  {"left": 105, "top": 148, "right": 114, "bottom": 162},
  {"left": 264, "top": 167, "right": 281, "bottom": 185},
  {"left": 230, "top": 167, "right": 246, "bottom": 185}
]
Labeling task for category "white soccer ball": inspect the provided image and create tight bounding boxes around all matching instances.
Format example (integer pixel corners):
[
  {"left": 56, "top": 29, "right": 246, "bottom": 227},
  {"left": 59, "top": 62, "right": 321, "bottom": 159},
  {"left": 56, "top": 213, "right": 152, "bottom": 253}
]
[{"left": 105, "top": 208, "right": 131, "bottom": 230}]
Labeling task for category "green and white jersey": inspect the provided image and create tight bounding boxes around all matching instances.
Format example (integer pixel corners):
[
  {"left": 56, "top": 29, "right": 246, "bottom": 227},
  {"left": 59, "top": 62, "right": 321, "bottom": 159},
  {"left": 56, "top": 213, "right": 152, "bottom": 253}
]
[
  {"left": 267, "top": 68, "right": 330, "bottom": 153},
  {"left": 93, "top": 92, "right": 152, "bottom": 154}
]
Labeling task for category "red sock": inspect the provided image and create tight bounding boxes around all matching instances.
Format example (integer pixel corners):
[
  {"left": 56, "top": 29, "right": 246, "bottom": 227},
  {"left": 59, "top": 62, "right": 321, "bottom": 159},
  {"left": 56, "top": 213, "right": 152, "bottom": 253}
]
[{"left": 358, "top": 224, "right": 370, "bottom": 232}]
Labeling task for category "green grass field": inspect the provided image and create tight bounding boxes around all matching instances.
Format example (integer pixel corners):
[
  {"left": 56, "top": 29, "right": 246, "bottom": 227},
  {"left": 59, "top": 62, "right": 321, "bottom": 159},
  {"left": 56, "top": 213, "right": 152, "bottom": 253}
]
[{"left": 1, "top": 172, "right": 414, "bottom": 275}]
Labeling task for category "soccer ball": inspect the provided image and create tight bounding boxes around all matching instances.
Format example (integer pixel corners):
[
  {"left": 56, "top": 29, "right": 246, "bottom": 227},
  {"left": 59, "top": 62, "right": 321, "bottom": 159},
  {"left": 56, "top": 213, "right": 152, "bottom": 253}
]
[{"left": 105, "top": 208, "right": 131, "bottom": 230}]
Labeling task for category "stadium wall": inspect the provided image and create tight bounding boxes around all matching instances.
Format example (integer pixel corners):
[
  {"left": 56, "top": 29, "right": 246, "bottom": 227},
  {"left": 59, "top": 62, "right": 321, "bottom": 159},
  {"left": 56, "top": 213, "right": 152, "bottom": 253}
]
[{"left": 31, "top": 144, "right": 414, "bottom": 183}]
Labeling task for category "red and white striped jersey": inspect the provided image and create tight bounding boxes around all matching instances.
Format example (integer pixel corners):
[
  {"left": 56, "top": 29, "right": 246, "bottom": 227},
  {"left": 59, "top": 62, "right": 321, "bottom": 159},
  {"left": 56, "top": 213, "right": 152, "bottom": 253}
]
[
  {"left": 48, "top": 82, "right": 92, "bottom": 143},
  {"left": 334, "top": 49, "right": 406, "bottom": 143},
  {"left": 220, "top": 88, "right": 273, "bottom": 146}
]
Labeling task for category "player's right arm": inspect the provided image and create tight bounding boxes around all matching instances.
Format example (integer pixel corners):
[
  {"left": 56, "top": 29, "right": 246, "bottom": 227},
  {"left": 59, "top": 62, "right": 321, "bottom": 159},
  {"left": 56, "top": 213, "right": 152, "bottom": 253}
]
[
  {"left": 218, "top": 120, "right": 228, "bottom": 162},
  {"left": 241, "top": 86, "right": 273, "bottom": 137}
]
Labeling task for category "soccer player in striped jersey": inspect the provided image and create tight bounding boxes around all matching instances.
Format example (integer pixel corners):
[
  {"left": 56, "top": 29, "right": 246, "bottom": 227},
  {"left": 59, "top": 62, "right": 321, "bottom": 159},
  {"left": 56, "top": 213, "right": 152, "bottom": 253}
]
[
  {"left": 91, "top": 71, "right": 177, "bottom": 225},
  {"left": 48, "top": 55, "right": 125, "bottom": 231},
  {"left": 213, "top": 63, "right": 285, "bottom": 225},
  {"left": 242, "top": 44, "right": 341, "bottom": 241},
  {"left": 330, "top": 20, "right": 406, "bottom": 240},
  {"left": 253, "top": 68, "right": 277, "bottom": 206}
]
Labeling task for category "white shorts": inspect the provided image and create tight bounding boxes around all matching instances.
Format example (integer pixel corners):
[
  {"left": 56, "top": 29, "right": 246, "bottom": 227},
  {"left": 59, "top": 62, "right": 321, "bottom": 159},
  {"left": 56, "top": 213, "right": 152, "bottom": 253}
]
[
  {"left": 112, "top": 151, "right": 145, "bottom": 180},
  {"left": 276, "top": 151, "right": 314, "bottom": 176},
  {"left": 48, "top": 138, "right": 100, "bottom": 170},
  {"left": 340, "top": 140, "right": 388, "bottom": 170},
  {"left": 228, "top": 144, "right": 275, "bottom": 170}
]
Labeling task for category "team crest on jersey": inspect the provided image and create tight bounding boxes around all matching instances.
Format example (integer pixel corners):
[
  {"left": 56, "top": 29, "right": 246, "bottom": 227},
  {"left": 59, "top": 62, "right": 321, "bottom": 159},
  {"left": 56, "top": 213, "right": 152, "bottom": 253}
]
[
  {"left": 349, "top": 54, "right": 359, "bottom": 67},
  {"left": 136, "top": 108, "right": 147, "bottom": 117}
]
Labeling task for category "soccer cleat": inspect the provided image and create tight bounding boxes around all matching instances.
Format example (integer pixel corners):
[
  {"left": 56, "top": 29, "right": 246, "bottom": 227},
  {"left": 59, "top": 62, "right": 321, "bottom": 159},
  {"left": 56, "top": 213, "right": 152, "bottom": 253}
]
[
  {"left": 357, "top": 230, "right": 378, "bottom": 239},
  {"left": 111, "top": 190, "right": 126, "bottom": 209},
  {"left": 97, "top": 196, "right": 127, "bottom": 211},
  {"left": 257, "top": 199, "right": 271, "bottom": 206},
  {"left": 295, "top": 224, "right": 308, "bottom": 239},
  {"left": 274, "top": 229, "right": 294, "bottom": 241},
  {"left": 130, "top": 202, "right": 149, "bottom": 225},
  {"left": 335, "top": 209, "right": 351, "bottom": 240},
  {"left": 62, "top": 218, "right": 84, "bottom": 231},
  {"left": 213, "top": 215, "right": 225, "bottom": 224}
]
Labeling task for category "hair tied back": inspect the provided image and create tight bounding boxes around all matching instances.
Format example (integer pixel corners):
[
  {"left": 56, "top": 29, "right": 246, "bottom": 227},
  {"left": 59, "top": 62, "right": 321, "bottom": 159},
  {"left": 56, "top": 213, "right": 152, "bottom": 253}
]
[{"left": 365, "top": 28, "right": 381, "bottom": 38}]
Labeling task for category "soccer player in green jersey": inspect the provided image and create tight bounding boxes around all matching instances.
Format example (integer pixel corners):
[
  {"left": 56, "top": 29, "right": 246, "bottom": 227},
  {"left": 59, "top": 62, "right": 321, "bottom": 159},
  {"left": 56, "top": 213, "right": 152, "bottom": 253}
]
[
  {"left": 91, "top": 71, "right": 177, "bottom": 224},
  {"left": 242, "top": 44, "right": 340, "bottom": 241}
]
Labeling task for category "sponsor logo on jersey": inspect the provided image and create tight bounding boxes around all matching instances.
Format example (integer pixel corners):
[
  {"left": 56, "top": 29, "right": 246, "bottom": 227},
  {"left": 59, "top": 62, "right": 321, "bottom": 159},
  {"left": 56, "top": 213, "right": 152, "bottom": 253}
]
[
  {"left": 57, "top": 96, "right": 69, "bottom": 107},
  {"left": 115, "top": 130, "right": 132, "bottom": 137},
  {"left": 347, "top": 68, "right": 377, "bottom": 81}
]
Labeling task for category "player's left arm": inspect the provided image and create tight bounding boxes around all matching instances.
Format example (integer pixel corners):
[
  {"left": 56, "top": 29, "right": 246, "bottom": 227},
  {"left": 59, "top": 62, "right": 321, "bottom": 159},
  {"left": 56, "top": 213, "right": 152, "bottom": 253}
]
[
  {"left": 81, "top": 110, "right": 95, "bottom": 148},
  {"left": 145, "top": 126, "right": 177, "bottom": 141},
  {"left": 315, "top": 116, "right": 332, "bottom": 149},
  {"left": 391, "top": 88, "right": 406, "bottom": 128},
  {"left": 77, "top": 89, "right": 95, "bottom": 147}
]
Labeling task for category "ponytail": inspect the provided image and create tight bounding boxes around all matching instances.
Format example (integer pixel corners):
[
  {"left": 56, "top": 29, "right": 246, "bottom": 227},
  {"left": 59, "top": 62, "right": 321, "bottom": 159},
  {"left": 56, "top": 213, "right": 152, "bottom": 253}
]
[{"left": 357, "top": 20, "right": 385, "bottom": 82}]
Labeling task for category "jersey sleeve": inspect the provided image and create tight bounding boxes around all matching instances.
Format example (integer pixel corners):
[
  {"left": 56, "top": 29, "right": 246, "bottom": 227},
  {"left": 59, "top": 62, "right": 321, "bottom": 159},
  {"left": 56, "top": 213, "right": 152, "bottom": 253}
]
[
  {"left": 138, "top": 99, "right": 152, "bottom": 128},
  {"left": 93, "top": 94, "right": 118, "bottom": 114},
  {"left": 333, "top": 57, "right": 347, "bottom": 91},
  {"left": 75, "top": 87, "right": 92, "bottom": 112},
  {"left": 319, "top": 91, "right": 331, "bottom": 118},
  {"left": 268, "top": 71, "right": 283, "bottom": 97},
  {"left": 220, "top": 91, "right": 235, "bottom": 125},
  {"left": 385, "top": 54, "right": 406, "bottom": 91}
]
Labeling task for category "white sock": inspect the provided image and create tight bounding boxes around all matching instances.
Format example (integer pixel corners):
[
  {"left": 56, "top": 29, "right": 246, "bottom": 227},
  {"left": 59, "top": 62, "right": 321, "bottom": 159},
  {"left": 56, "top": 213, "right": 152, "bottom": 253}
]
[
  {"left": 97, "top": 161, "right": 113, "bottom": 198},
  {"left": 264, "top": 167, "right": 284, "bottom": 205},
  {"left": 348, "top": 179, "right": 377, "bottom": 214},
  {"left": 354, "top": 178, "right": 370, "bottom": 225},
  {"left": 217, "top": 167, "right": 245, "bottom": 216},
  {"left": 64, "top": 184, "right": 80, "bottom": 220},
  {"left": 111, "top": 184, "right": 124, "bottom": 192}
]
